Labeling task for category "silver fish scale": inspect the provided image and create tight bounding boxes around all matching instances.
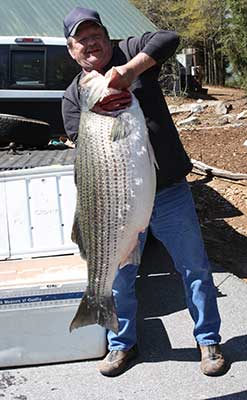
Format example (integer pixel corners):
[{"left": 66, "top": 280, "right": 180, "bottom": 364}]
[
  {"left": 75, "top": 112, "right": 131, "bottom": 301},
  {"left": 70, "top": 95, "right": 156, "bottom": 332}
]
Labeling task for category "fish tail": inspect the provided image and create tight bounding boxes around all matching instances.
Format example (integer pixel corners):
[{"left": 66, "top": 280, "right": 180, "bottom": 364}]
[
  {"left": 69, "top": 292, "right": 97, "bottom": 333},
  {"left": 69, "top": 291, "right": 119, "bottom": 334}
]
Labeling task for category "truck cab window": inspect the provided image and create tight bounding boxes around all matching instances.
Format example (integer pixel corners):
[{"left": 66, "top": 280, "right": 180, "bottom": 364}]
[
  {"left": 46, "top": 46, "right": 80, "bottom": 89},
  {"left": 0, "top": 45, "right": 9, "bottom": 88},
  {"left": 0, "top": 38, "right": 81, "bottom": 138},
  {"left": 11, "top": 50, "right": 45, "bottom": 87}
]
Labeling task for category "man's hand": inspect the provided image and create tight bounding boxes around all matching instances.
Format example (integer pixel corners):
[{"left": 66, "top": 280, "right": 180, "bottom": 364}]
[
  {"left": 92, "top": 67, "right": 133, "bottom": 112},
  {"left": 105, "top": 52, "right": 157, "bottom": 91},
  {"left": 91, "top": 51, "right": 157, "bottom": 113},
  {"left": 98, "top": 89, "right": 132, "bottom": 111},
  {"left": 92, "top": 87, "right": 132, "bottom": 113},
  {"left": 105, "top": 66, "right": 135, "bottom": 90}
]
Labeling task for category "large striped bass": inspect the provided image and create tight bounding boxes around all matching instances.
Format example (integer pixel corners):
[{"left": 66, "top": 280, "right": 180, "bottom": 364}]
[{"left": 70, "top": 69, "right": 156, "bottom": 334}]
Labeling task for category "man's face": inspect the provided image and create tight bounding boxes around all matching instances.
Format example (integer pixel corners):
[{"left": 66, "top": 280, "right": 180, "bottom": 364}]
[{"left": 68, "top": 22, "right": 112, "bottom": 72}]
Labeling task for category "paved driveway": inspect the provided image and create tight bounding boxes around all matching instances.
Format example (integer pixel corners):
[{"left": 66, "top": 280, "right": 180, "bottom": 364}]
[{"left": 1, "top": 236, "right": 247, "bottom": 400}]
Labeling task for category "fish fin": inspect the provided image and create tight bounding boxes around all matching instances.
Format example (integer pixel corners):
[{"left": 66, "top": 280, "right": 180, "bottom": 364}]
[
  {"left": 74, "top": 166, "right": 77, "bottom": 186},
  {"left": 98, "top": 296, "right": 119, "bottom": 334},
  {"left": 119, "top": 243, "right": 141, "bottom": 269},
  {"left": 71, "top": 213, "right": 87, "bottom": 259},
  {"left": 147, "top": 138, "right": 159, "bottom": 169},
  {"left": 69, "top": 290, "right": 97, "bottom": 332},
  {"left": 69, "top": 292, "right": 119, "bottom": 335},
  {"left": 110, "top": 118, "right": 126, "bottom": 141}
]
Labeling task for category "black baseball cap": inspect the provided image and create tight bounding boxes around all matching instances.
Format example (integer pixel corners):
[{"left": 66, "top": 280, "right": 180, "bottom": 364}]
[{"left": 63, "top": 7, "right": 104, "bottom": 39}]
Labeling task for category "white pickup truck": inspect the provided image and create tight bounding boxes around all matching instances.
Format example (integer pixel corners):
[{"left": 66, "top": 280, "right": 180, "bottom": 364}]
[
  {"left": 0, "top": 36, "right": 80, "bottom": 142},
  {"left": 0, "top": 36, "right": 79, "bottom": 260}
]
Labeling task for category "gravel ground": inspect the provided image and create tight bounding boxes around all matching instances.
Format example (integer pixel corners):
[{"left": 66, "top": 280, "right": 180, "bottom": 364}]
[{"left": 166, "top": 86, "right": 247, "bottom": 279}]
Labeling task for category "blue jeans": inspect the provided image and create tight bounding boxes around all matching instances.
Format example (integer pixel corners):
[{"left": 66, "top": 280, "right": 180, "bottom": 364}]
[{"left": 108, "top": 179, "right": 221, "bottom": 350}]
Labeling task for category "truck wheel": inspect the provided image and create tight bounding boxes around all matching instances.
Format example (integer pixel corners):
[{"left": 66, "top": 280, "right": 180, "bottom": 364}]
[{"left": 0, "top": 113, "right": 51, "bottom": 147}]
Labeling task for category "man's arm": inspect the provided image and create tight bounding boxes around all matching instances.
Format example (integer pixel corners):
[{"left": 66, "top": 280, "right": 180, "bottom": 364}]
[
  {"left": 62, "top": 74, "right": 82, "bottom": 142},
  {"left": 106, "top": 30, "right": 180, "bottom": 90},
  {"left": 62, "top": 97, "right": 81, "bottom": 142},
  {"left": 105, "top": 52, "right": 156, "bottom": 90}
]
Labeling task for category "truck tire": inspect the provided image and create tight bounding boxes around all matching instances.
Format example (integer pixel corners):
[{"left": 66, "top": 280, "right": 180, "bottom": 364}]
[{"left": 0, "top": 113, "right": 51, "bottom": 147}]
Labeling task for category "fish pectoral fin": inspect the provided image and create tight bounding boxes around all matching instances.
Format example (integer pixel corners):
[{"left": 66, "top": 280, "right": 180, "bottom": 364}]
[
  {"left": 110, "top": 118, "right": 126, "bottom": 142},
  {"left": 119, "top": 242, "right": 141, "bottom": 269},
  {"left": 71, "top": 213, "right": 87, "bottom": 259},
  {"left": 70, "top": 292, "right": 119, "bottom": 335}
]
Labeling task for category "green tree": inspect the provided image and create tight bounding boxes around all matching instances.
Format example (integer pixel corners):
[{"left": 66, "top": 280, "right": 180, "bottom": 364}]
[
  {"left": 225, "top": 0, "right": 247, "bottom": 88},
  {"left": 184, "top": 0, "right": 227, "bottom": 85},
  {"left": 131, "top": 0, "right": 228, "bottom": 85}
]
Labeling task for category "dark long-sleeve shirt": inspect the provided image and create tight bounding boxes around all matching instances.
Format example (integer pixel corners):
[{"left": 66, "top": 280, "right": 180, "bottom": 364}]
[{"left": 62, "top": 30, "right": 192, "bottom": 191}]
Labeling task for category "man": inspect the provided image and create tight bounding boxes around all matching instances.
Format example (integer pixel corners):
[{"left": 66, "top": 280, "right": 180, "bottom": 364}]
[{"left": 62, "top": 6, "right": 228, "bottom": 378}]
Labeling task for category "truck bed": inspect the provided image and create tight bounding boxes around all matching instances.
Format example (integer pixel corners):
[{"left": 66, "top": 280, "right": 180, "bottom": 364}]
[
  {"left": 0, "top": 147, "right": 76, "bottom": 171},
  {"left": 0, "top": 152, "right": 77, "bottom": 260}
]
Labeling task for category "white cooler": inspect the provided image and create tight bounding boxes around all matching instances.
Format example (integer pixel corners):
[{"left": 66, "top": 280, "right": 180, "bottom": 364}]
[{"left": 0, "top": 255, "right": 106, "bottom": 367}]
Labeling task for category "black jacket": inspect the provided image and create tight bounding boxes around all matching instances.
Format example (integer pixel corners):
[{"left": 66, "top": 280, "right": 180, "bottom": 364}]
[{"left": 62, "top": 31, "right": 192, "bottom": 190}]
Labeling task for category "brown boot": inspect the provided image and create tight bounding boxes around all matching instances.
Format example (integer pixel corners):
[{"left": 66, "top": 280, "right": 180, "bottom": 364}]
[
  {"left": 198, "top": 344, "right": 228, "bottom": 376},
  {"left": 97, "top": 344, "right": 139, "bottom": 377}
]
